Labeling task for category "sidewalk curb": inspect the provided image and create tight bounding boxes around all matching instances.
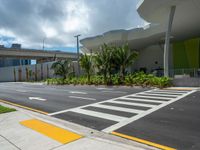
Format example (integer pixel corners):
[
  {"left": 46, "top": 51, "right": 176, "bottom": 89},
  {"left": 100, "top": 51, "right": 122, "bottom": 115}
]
[{"left": 0, "top": 102, "right": 157, "bottom": 150}]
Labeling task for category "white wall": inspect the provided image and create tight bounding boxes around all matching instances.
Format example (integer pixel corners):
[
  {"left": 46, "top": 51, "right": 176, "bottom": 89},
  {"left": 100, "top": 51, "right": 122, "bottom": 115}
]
[
  {"left": 0, "top": 61, "right": 81, "bottom": 82},
  {"left": 132, "top": 44, "right": 173, "bottom": 73},
  {"left": 0, "top": 62, "right": 55, "bottom": 82},
  {"left": 133, "top": 45, "right": 162, "bottom": 73}
]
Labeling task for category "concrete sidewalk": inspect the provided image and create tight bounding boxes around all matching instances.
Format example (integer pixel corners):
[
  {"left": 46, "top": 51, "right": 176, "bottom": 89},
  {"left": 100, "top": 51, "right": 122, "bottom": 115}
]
[{"left": 0, "top": 103, "right": 156, "bottom": 150}]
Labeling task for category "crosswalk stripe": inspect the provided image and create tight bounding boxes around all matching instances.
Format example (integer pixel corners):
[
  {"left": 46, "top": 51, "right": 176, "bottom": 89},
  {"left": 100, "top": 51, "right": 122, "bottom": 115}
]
[
  {"left": 145, "top": 91, "right": 183, "bottom": 95},
  {"left": 102, "top": 90, "right": 196, "bottom": 133},
  {"left": 138, "top": 93, "right": 178, "bottom": 98},
  {"left": 49, "top": 88, "right": 195, "bottom": 133},
  {"left": 122, "top": 97, "right": 165, "bottom": 103},
  {"left": 92, "top": 104, "right": 144, "bottom": 114},
  {"left": 132, "top": 95, "right": 172, "bottom": 100},
  {"left": 155, "top": 90, "right": 188, "bottom": 93},
  {"left": 71, "top": 108, "right": 127, "bottom": 122},
  {"left": 110, "top": 100, "right": 155, "bottom": 108}
]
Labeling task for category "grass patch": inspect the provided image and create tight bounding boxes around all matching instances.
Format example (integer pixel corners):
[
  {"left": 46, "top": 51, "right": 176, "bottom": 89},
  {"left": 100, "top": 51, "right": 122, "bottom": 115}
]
[{"left": 0, "top": 105, "right": 16, "bottom": 114}]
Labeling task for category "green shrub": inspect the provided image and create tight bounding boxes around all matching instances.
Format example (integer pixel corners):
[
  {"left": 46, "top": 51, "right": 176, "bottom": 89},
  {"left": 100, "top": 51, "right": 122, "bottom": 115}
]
[
  {"left": 91, "top": 75, "right": 104, "bottom": 85},
  {"left": 111, "top": 74, "right": 121, "bottom": 85},
  {"left": 46, "top": 72, "right": 172, "bottom": 88},
  {"left": 46, "top": 78, "right": 64, "bottom": 85},
  {"left": 124, "top": 74, "right": 133, "bottom": 86}
]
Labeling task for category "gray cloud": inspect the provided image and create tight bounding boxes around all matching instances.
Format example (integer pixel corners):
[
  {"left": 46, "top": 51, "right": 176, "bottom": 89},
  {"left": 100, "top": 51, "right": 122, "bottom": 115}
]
[{"left": 0, "top": 0, "right": 145, "bottom": 49}]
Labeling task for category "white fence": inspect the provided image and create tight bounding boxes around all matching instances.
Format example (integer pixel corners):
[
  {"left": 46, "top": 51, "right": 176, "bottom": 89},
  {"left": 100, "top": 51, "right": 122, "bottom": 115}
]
[
  {"left": 0, "top": 61, "right": 80, "bottom": 82},
  {"left": 0, "top": 62, "right": 55, "bottom": 82}
]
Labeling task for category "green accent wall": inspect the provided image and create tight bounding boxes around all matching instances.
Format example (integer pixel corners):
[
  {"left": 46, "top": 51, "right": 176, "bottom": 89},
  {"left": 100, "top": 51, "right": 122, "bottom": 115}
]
[{"left": 173, "top": 38, "right": 200, "bottom": 69}]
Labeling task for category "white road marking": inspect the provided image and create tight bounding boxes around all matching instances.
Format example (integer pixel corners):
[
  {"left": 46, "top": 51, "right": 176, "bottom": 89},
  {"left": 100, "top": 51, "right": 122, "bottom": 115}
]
[
  {"left": 145, "top": 91, "right": 183, "bottom": 95},
  {"left": 101, "top": 91, "right": 127, "bottom": 94},
  {"left": 122, "top": 97, "right": 165, "bottom": 103},
  {"left": 49, "top": 88, "right": 195, "bottom": 133},
  {"left": 155, "top": 90, "right": 188, "bottom": 93},
  {"left": 96, "top": 87, "right": 113, "bottom": 90},
  {"left": 69, "top": 96, "right": 96, "bottom": 101},
  {"left": 16, "top": 90, "right": 27, "bottom": 93},
  {"left": 92, "top": 104, "right": 144, "bottom": 114},
  {"left": 102, "top": 90, "right": 196, "bottom": 133},
  {"left": 48, "top": 89, "right": 156, "bottom": 116},
  {"left": 132, "top": 95, "right": 172, "bottom": 100},
  {"left": 138, "top": 92, "right": 178, "bottom": 98},
  {"left": 71, "top": 108, "right": 127, "bottom": 122},
  {"left": 28, "top": 97, "right": 46, "bottom": 101},
  {"left": 69, "top": 91, "right": 87, "bottom": 94},
  {"left": 109, "top": 100, "right": 155, "bottom": 108}
]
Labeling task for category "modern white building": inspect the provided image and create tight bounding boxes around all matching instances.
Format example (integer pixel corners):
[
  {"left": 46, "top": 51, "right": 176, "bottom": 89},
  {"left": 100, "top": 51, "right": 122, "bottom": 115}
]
[{"left": 80, "top": 0, "right": 200, "bottom": 78}]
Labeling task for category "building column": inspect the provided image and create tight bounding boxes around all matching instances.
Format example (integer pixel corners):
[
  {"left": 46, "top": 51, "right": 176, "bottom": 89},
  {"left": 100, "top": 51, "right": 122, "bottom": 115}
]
[{"left": 164, "top": 6, "right": 176, "bottom": 77}]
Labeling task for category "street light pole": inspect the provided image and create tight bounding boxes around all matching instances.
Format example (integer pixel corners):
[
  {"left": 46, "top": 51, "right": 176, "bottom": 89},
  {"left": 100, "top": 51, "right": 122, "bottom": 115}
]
[{"left": 74, "top": 34, "right": 81, "bottom": 76}]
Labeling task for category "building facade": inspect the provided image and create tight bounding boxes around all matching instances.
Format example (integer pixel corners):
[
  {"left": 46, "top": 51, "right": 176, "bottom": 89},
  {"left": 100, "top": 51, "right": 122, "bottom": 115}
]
[{"left": 80, "top": 0, "right": 200, "bottom": 78}]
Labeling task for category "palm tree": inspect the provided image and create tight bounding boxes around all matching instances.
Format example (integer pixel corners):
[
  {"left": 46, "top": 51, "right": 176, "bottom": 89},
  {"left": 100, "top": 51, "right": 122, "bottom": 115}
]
[
  {"left": 115, "top": 43, "right": 138, "bottom": 80},
  {"left": 94, "top": 44, "right": 114, "bottom": 84},
  {"left": 51, "top": 59, "right": 73, "bottom": 79},
  {"left": 80, "top": 54, "right": 93, "bottom": 83}
]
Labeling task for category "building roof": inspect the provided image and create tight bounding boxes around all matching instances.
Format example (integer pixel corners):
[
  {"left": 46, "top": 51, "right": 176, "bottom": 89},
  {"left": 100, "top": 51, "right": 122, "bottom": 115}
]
[{"left": 80, "top": 0, "right": 200, "bottom": 53}]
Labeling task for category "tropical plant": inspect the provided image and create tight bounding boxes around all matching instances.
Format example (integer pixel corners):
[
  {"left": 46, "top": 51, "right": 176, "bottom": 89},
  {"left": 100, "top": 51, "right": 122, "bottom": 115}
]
[
  {"left": 80, "top": 54, "right": 93, "bottom": 83},
  {"left": 46, "top": 72, "right": 172, "bottom": 88},
  {"left": 94, "top": 44, "right": 114, "bottom": 84},
  {"left": 114, "top": 43, "right": 138, "bottom": 81},
  {"left": 51, "top": 59, "right": 73, "bottom": 79}
]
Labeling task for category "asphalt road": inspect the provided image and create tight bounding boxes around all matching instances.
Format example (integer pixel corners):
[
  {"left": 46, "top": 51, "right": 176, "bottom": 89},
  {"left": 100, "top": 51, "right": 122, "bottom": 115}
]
[
  {"left": 0, "top": 82, "right": 147, "bottom": 113},
  {"left": 115, "top": 91, "right": 200, "bottom": 150},
  {"left": 0, "top": 82, "right": 199, "bottom": 150}
]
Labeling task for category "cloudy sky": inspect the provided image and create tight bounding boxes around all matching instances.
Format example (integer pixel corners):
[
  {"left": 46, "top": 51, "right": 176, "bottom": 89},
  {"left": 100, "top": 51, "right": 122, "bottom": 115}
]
[{"left": 0, "top": 0, "right": 146, "bottom": 52}]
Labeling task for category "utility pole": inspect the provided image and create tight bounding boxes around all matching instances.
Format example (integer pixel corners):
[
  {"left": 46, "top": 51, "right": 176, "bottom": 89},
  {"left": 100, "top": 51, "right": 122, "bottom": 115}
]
[
  {"left": 42, "top": 38, "right": 45, "bottom": 50},
  {"left": 74, "top": 34, "right": 81, "bottom": 76}
]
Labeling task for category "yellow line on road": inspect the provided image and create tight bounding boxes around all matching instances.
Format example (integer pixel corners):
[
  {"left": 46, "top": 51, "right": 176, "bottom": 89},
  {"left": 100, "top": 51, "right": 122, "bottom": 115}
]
[
  {"left": 20, "top": 119, "right": 83, "bottom": 144},
  {"left": 0, "top": 99, "right": 48, "bottom": 115},
  {"left": 112, "top": 132, "right": 176, "bottom": 150}
]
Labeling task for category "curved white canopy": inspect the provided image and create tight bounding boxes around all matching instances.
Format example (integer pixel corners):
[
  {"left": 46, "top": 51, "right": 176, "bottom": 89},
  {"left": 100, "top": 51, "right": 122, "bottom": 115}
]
[{"left": 80, "top": 0, "right": 200, "bottom": 53}]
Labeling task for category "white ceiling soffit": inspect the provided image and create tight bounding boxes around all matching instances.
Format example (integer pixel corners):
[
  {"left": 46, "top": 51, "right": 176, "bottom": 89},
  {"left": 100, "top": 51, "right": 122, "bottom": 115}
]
[
  {"left": 137, "top": 0, "right": 200, "bottom": 40},
  {"left": 80, "top": 0, "right": 200, "bottom": 52},
  {"left": 80, "top": 24, "right": 165, "bottom": 52},
  {"left": 137, "top": 0, "right": 184, "bottom": 24}
]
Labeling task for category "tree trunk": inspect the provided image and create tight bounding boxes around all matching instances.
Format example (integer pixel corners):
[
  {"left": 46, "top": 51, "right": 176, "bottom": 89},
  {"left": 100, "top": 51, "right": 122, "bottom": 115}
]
[
  {"left": 64, "top": 74, "right": 67, "bottom": 80},
  {"left": 121, "top": 65, "right": 125, "bottom": 82},
  {"left": 87, "top": 72, "right": 91, "bottom": 84},
  {"left": 103, "top": 71, "right": 107, "bottom": 84},
  {"left": 108, "top": 68, "right": 112, "bottom": 85}
]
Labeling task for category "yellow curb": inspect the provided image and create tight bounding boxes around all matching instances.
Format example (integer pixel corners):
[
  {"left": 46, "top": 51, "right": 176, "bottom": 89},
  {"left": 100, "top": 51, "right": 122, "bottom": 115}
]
[
  {"left": 0, "top": 99, "right": 48, "bottom": 115},
  {"left": 112, "top": 132, "right": 176, "bottom": 150},
  {"left": 20, "top": 119, "right": 83, "bottom": 144}
]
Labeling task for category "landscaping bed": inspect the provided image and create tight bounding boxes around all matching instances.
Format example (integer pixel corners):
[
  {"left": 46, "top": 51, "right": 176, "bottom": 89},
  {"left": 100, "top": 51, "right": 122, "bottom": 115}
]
[
  {"left": 46, "top": 72, "right": 172, "bottom": 88},
  {"left": 48, "top": 44, "right": 172, "bottom": 88}
]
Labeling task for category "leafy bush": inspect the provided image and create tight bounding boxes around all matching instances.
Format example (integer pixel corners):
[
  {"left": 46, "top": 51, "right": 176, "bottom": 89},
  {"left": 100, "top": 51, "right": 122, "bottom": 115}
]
[
  {"left": 111, "top": 74, "right": 121, "bottom": 85},
  {"left": 46, "top": 72, "right": 172, "bottom": 88}
]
